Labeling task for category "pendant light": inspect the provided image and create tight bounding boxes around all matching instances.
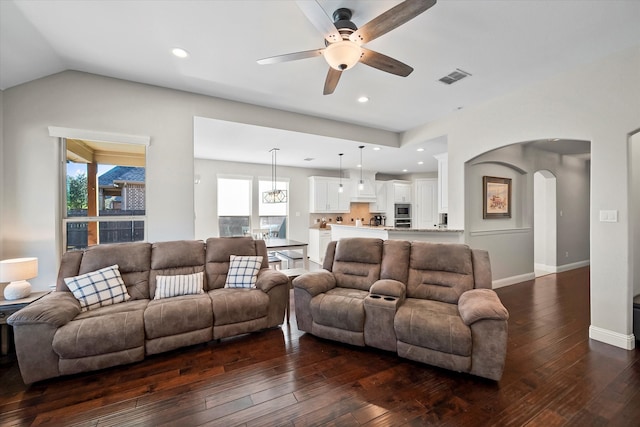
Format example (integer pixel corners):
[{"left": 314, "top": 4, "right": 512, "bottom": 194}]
[
  {"left": 263, "top": 148, "right": 287, "bottom": 203},
  {"left": 338, "top": 153, "right": 344, "bottom": 193},
  {"left": 358, "top": 145, "right": 365, "bottom": 191}
]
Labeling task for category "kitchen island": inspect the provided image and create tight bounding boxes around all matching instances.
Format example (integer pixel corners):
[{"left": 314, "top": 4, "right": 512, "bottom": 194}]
[{"left": 330, "top": 224, "right": 464, "bottom": 243}]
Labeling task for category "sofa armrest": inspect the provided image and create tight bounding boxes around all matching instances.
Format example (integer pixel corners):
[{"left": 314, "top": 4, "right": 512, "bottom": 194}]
[
  {"left": 7, "top": 292, "right": 80, "bottom": 327},
  {"left": 370, "top": 279, "right": 406, "bottom": 299},
  {"left": 255, "top": 268, "right": 288, "bottom": 293},
  {"left": 458, "top": 289, "right": 509, "bottom": 326},
  {"left": 292, "top": 270, "right": 336, "bottom": 297}
]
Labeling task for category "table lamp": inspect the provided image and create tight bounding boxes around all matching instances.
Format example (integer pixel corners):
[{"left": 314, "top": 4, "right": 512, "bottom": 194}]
[{"left": 0, "top": 257, "right": 38, "bottom": 300}]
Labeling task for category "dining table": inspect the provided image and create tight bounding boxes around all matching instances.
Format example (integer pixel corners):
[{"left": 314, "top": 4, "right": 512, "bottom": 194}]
[{"left": 264, "top": 238, "right": 309, "bottom": 269}]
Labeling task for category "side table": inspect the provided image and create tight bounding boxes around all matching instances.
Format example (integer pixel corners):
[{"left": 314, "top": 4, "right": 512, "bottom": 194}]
[
  {"left": 0, "top": 291, "right": 49, "bottom": 355},
  {"left": 280, "top": 268, "right": 308, "bottom": 323}
]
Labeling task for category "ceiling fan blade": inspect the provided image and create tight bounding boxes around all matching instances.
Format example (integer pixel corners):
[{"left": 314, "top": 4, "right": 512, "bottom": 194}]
[
  {"left": 257, "top": 48, "right": 324, "bottom": 65},
  {"left": 350, "top": 0, "right": 436, "bottom": 45},
  {"left": 296, "top": 0, "right": 342, "bottom": 44},
  {"left": 323, "top": 68, "right": 342, "bottom": 95},
  {"left": 359, "top": 48, "right": 413, "bottom": 77}
]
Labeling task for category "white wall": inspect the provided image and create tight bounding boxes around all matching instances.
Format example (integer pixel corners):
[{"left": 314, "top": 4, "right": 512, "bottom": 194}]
[
  {"left": 1, "top": 71, "right": 397, "bottom": 290},
  {"left": 402, "top": 45, "right": 639, "bottom": 349},
  {"left": 194, "top": 158, "right": 338, "bottom": 243},
  {"left": 632, "top": 132, "right": 640, "bottom": 298},
  {"left": 0, "top": 89, "right": 3, "bottom": 261},
  {"left": 534, "top": 170, "right": 557, "bottom": 273}
]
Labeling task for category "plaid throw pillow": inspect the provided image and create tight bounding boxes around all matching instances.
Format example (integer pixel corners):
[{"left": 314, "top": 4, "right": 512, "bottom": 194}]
[
  {"left": 225, "top": 255, "right": 263, "bottom": 288},
  {"left": 64, "top": 264, "right": 131, "bottom": 311},
  {"left": 154, "top": 272, "right": 204, "bottom": 300}
]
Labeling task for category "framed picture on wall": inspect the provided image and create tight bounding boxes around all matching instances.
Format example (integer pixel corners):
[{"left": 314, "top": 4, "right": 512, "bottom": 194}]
[{"left": 483, "top": 176, "right": 512, "bottom": 219}]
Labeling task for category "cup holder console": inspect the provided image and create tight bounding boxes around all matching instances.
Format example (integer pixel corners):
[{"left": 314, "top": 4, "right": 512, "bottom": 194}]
[
  {"left": 364, "top": 293, "right": 400, "bottom": 352},
  {"left": 368, "top": 294, "right": 397, "bottom": 301}
]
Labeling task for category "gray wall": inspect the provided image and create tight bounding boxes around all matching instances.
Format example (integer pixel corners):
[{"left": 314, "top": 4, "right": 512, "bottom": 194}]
[
  {"left": 632, "top": 132, "right": 640, "bottom": 298},
  {"left": 402, "top": 46, "right": 638, "bottom": 347},
  {"left": 465, "top": 143, "right": 590, "bottom": 283},
  {"left": 194, "top": 158, "right": 338, "bottom": 243},
  {"left": 1, "top": 47, "right": 638, "bottom": 349},
  {"left": 1, "top": 71, "right": 396, "bottom": 289}
]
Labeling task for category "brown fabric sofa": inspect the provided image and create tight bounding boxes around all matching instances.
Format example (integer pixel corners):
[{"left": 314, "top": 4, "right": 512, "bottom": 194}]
[
  {"left": 7, "top": 237, "right": 289, "bottom": 384},
  {"left": 293, "top": 238, "right": 509, "bottom": 381}
]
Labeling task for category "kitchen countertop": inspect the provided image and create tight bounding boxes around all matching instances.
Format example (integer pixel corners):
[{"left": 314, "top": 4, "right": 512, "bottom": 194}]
[{"left": 329, "top": 224, "right": 463, "bottom": 233}]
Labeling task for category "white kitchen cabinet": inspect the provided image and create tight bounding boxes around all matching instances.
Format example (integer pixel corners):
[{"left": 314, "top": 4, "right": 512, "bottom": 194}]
[
  {"left": 415, "top": 178, "right": 438, "bottom": 229},
  {"left": 392, "top": 182, "right": 412, "bottom": 203},
  {"left": 308, "top": 228, "right": 332, "bottom": 264},
  {"left": 309, "top": 176, "right": 350, "bottom": 213},
  {"left": 434, "top": 153, "right": 448, "bottom": 213},
  {"left": 369, "top": 181, "right": 387, "bottom": 213}
]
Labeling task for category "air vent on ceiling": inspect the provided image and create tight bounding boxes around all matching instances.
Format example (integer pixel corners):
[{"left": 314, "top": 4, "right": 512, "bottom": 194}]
[{"left": 439, "top": 68, "right": 471, "bottom": 85}]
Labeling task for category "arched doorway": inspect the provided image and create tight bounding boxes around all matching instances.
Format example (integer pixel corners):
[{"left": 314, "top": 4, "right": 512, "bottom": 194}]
[{"left": 534, "top": 170, "right": 557, "bottom": 277}]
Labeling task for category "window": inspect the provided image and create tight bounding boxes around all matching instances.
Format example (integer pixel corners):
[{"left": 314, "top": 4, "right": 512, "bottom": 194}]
[
  {"left": 259, "top": 179, "right": 288, "bottom": 238},
  {"left": 218, "top": 177, "right": 252, "bottom": 237},
  {"left": 62, "top": 138, "right": 146, "bottom": 251}
]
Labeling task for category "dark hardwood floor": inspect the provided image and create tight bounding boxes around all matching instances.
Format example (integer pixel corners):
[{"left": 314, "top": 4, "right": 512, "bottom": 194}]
[{"left": 1, "top": 267, "right": 639, "bottom": 426}]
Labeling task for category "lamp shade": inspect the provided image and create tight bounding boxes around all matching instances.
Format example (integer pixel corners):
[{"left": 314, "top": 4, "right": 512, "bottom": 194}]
[
  {"left": 0, "top": 257, "right": 38, "bottom": 282},
  {"left": 1, "top": 257, "right": 37, "bottom": 300},
  {"left": 324, "top": 41, "right": 362, "bottom": 71}
]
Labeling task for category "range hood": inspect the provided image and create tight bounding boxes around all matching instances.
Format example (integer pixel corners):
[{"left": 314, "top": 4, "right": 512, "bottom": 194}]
[{"left": 349, "top": 170, "right": 377, "bottom": 202}]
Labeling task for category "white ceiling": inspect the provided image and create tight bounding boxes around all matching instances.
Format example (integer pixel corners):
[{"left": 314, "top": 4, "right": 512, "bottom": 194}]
[{"left": 2, "top": 0, "right": 638, "bottom": 173}]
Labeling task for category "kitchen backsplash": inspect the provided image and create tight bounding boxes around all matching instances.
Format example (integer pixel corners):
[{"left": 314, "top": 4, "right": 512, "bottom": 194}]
[{"left": 309, "top": 203, "right": 382, "bottom": 227}]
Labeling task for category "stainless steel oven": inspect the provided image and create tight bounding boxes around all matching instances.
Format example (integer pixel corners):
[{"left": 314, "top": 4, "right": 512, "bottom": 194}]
[
  {"left": 394, "top": 218, "right": 412, "bottom": 228},
  {"left": 394, "top": 204, "right": 411, "bottom": 228},
  {"left": 395, "top": 203, "right": 411, "bottom": 218}
]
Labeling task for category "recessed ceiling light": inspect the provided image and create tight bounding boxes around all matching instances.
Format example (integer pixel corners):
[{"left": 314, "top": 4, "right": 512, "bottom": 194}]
[
  {"left": 172, "top": 48, "right": 189, "bottom": 58},
  {"left": 357, "top": 164, "right": 362, "bottom": 168},
  {"left": 417, "top": 148, "right": 424, "bottom": 152},
  {"left": 357, "top": 96, "right": 369, "bottom": 103},
  {"left": 402, "top": 169, "right": 408, "bottom": 173},
  {"left": 418, "top": 161, "right": 424, "bottom": 165},
  {"left": 373, "top": 147, "right": 381, "bottom": 151}
]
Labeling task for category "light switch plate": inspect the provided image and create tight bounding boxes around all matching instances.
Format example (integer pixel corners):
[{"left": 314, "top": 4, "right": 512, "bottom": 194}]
[{"left": 599, "top": 210, "right": 618, "bottom": 222}]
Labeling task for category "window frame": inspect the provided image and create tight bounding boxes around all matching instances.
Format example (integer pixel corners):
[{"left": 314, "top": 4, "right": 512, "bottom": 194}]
[
  {"left": 52, "top": 127, "right": 150, "bottom": 254},
  {"left": 216, "top": 174, "right": 253, "bottom": 237}
]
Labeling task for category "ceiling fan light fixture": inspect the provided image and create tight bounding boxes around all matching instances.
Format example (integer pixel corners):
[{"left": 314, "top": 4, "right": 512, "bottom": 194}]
[{"left": 324, "top": 41, "right": 362, "bottom": 71}]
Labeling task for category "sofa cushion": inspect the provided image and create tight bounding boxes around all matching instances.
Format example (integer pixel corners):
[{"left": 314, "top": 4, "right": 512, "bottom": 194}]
[
  {"left": 144, "top": 293, "right": 213, "bottom": 340},
  {"left": 332, "top": 238, "right": 383, "bottom": 291},
  {"left": 205, "top": 237, "right": 269, "bottom": 290},
  {"left": 53, "top": 304, "right": 145, "bottom": 358},
  {"left": 208, "top": 288, "right": 269, "bottom": 325},
  {"left": 149, "top": 240, "right": 206, "bottom": 297},
  {"left": 77, "top": 242, "right": 152, "bottom": 300},
  {"left": 73, "top": 299, "right": 149, "bottom": 320},
  {"left": 395, "top": 298, "right": 472, "bottom": 357},
  {"left": 310, "top": 287, "right": 369, "bottom": 332},
  {"left": 407, "top": 242, "right": 475, "bottom": 303},
  {"left": 225, "top": 255, "right": 263, "bottom": 288},
  {"left": 154, "top": 272, "right": 204, "bottom": 300},
  {"left": 64, "top": 265, "right": 131, "bottom": 312},
  {"left": 380, "top": 240, "right": 411, "bottom": 283}
]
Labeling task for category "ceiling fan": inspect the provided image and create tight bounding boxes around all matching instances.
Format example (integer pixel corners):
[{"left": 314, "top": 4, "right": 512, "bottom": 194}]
[{"left": 257, "top": 0, "right": 437, "bottom": 95}]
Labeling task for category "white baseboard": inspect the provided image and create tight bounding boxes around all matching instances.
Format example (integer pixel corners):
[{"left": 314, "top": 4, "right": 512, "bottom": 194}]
[
  {"left": 589, "top": 325, "right": 636, "bottom": 350},
  {"left": 556, "top": 259, "right": 590, "bottom": 273},
  {"left": 495, "top": 260, "right": 591, "bottom": 289},
  {"left": 534, "top": 259, "right": 590, "bottom": 274},
  {"left": 492, "top": 272, "right": 536, "bottom": 289}
]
